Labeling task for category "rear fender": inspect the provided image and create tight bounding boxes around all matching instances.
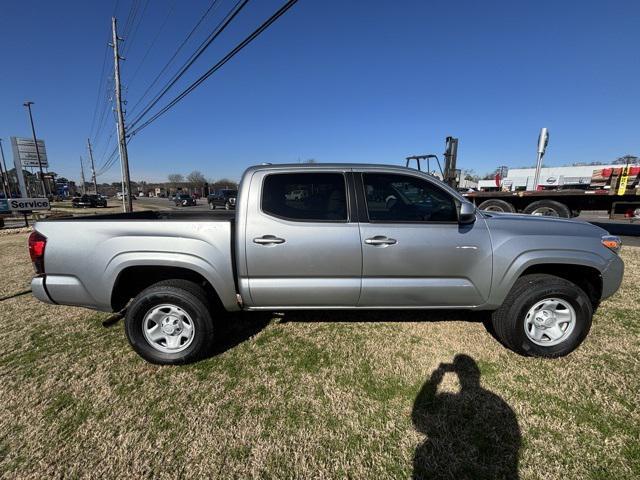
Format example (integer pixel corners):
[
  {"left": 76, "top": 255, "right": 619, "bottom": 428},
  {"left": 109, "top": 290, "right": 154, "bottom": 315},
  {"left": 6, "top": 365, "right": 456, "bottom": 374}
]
[{"left": 105, "top": 251, "right": 240, "bottom": 312}]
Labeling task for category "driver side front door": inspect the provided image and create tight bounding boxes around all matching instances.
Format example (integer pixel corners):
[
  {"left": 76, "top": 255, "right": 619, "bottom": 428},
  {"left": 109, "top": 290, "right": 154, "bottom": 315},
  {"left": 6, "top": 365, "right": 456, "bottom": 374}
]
[{"left": 356, "top": 172, "right": 492, "bottom": 307}]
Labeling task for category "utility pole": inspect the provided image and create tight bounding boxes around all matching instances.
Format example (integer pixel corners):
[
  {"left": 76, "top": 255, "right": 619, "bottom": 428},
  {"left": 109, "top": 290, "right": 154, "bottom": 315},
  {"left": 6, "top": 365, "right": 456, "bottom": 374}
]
[
  {"left": 23, "top": 101, "right": 49, "bottom": 197},
  {"left": 79, "top": 156, "right": 87, "bottom": 194},
  {"left": 0, "top": 139, "right": 10, "bottom": 197},
  {"left": 111, "top": 17, "right": 133, "bottom": 212},
  {"left": 0, "top": 139, "right": 9, "bottom": 197},
  {"left": 87, "top": 138, "right": 98, "bottom": 194}
]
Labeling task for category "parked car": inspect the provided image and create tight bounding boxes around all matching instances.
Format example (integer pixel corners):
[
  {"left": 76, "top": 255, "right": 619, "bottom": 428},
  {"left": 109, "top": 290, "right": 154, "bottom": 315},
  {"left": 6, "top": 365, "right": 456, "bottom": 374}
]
[
  {"left": 116, "top": 192, "right": 136, "bottom": 201},
  {"left": 30, "top": 163, "right": 624, "bottom": 364},
  {"left": 175, "top": 194, "right": 196, "bottom": 207},
  {"left": 71, "top": 194, "right": 107, "bottom": 208},
  {"left": 207, "top": 189, "right": 237, "bottom": 210}
]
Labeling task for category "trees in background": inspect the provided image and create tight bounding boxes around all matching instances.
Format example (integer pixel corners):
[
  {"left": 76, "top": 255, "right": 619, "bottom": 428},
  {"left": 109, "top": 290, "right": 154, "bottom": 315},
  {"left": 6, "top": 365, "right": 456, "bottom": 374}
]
[{"left": 168, "top": 173, "right": 184, "bottom": 185}]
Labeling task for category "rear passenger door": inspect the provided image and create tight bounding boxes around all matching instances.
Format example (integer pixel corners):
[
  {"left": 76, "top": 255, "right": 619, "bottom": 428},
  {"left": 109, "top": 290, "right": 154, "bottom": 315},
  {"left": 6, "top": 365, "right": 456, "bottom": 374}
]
[{"left": 243, "top": 170, "right": 362, "bottom": 307}]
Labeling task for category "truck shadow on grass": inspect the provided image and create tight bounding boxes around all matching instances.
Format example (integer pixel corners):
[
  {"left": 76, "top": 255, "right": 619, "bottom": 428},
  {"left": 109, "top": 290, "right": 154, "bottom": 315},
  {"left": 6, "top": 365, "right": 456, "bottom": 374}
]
[
  {"left": 275, "top": 309, "right": 492, "bottom": 324},
  {"left": 276, "top": 309, "right": 505, "bottom": 345},
  {"left": 208, "top": 312, "right": 273, "bottom": 356},
  {"left": 412, "top": 354, "right": 521, "bottom": 479},
  {"left": 202, "top": 310, "right": 495, "bottom": 359}
]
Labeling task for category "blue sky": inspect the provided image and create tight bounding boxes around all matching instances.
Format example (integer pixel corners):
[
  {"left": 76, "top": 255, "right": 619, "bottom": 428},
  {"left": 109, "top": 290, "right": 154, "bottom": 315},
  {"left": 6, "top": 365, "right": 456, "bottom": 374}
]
[{"left": 0, "top": 0, "right": 638, "bottom": 183}]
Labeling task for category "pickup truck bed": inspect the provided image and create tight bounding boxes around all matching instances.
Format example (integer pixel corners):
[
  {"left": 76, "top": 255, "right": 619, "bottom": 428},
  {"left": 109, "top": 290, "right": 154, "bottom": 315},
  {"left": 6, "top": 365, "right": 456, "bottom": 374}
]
[
  {"left": 32, "top": 210, "right": 240, "bottom": 313},
  {"left": 46, "top": 210, "right": 236, "bottom": 221}
]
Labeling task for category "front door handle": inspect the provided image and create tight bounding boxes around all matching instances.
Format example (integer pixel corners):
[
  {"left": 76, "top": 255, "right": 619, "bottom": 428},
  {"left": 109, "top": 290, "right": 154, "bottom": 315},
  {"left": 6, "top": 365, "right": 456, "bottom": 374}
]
[
  {"left": 365, "top": 235, "right": 397, "bottom": 246},
  {"left": 253, "top": 235, "right": 286, "bottom": 245}
]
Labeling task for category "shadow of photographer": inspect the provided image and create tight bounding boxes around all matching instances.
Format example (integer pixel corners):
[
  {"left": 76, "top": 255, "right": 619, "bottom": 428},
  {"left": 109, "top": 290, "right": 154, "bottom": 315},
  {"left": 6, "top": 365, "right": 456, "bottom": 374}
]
[{"left": 412, "top": 354, "right": 521, "bottom": 480}]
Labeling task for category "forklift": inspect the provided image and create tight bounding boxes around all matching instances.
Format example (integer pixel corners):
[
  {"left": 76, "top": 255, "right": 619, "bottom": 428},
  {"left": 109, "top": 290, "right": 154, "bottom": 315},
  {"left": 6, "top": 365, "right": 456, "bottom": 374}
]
[{"left": 405, "top": 136, "right": 461, "bottom": 188}]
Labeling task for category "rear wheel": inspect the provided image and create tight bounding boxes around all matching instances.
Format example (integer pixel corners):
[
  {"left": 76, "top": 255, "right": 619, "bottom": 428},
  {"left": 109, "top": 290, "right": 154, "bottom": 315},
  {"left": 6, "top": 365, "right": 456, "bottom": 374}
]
[
  {"left": 225, "top": 201, "right": 230, "bottom": 210},
  {"left": 523, "top": 200, "right": 570, "bottom": 218},
  {"left": 125, "top": 279, "right": 214, "bottom": 364},
  {"left": 490, "top": 274, "right": 592, "bottom": 357},
  {"left": 209, "top": 202, "right": 215, "bottom": 210},
  {"left": 478, "top": 199, "right": 516, "bottom": 213}
]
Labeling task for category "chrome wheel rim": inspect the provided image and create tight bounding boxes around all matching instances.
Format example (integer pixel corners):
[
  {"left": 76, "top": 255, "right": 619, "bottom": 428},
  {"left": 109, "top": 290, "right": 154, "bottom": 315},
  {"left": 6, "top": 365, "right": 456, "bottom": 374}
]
[
  {"left": 524, "top": 298, "right": 576, "bottom": 346},
  {"left": 142, "top": 304, "right": 195, "bottom": 353},
  {"left": 484, "top": 205, "right": 506, "bottom": 212},
  {"left": 530, "top": 206, "right": 559, "bottom": 217}
]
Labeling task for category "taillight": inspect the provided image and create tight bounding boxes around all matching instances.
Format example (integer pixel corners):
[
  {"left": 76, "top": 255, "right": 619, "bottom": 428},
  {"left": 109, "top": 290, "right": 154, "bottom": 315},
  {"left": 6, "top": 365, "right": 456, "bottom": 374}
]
[{"left": 28, "top": 231, "right": 47, "bottom": 274}]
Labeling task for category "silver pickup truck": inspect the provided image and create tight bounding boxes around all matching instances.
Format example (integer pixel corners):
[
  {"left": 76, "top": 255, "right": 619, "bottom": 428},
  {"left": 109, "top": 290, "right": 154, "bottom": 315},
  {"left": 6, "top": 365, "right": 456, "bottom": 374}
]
[{"left": 29, "top": 163, "right": 624, "bottom": 364}]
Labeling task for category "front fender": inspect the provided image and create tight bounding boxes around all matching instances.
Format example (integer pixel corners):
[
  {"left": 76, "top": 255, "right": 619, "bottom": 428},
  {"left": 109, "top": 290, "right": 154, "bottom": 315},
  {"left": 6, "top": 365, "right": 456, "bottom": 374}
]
[{"left": 486, "top": 248, "right": 610, "bottom": 308}]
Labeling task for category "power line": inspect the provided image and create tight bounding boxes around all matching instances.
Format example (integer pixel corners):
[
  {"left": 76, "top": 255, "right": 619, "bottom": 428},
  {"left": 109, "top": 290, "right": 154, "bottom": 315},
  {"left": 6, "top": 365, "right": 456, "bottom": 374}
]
[
  {"left": 122, "top": 0, "right": 141, "bottom": 38},
  {"left": 88, "top": 42, "right": 111, "bottom": 141},
  {"left": 129, "top": 0, "right": 299, "bottom": 137},
  {"left": 91, "top": 77, "right": 114, "bottom": 147},
  {"left": 126, "top": 0, "right": 223, "bottom": 118},
  {"left": 127, "top": 0, "right": 250, "bottom": 130},
  {"left": 122, "top": 0, "right": 151, "bottom": 58},
  {"left": 127, "top": 0, "right": 177, "bottom": 88},
  {"left": 96, "top": 144, "right": 120, "bottom": 176},
  {"left": 88, "top": 0, "right": 119, "bottom": 147}
]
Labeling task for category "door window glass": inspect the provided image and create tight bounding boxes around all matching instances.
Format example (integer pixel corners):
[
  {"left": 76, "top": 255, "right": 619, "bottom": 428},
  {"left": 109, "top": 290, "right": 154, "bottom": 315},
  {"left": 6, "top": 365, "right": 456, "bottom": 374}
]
[
  {"left": 363, "top": 173, "right": 457, "bottom": 222},
  {"left": 262, "top": 173, "right": 347, "bottom": 221}
]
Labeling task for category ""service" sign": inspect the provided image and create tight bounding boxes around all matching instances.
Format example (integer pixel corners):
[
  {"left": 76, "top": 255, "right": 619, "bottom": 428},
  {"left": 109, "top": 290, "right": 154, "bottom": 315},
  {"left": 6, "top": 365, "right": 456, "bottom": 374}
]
[{"left": 6, "top": 198, "right": 51, "bottom": 211}]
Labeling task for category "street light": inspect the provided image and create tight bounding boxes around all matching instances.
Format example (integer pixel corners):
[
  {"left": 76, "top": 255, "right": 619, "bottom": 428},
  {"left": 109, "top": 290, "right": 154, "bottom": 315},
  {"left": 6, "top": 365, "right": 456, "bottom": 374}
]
[{"left": 23, "top": 101, "right": 49, "bottom": 197}]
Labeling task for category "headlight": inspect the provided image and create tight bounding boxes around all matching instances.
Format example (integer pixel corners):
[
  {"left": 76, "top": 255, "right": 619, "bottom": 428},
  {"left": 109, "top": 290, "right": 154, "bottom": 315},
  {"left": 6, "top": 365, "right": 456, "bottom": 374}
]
[{"left": 602, "top": 235, "right": 622, "bottom": 254}]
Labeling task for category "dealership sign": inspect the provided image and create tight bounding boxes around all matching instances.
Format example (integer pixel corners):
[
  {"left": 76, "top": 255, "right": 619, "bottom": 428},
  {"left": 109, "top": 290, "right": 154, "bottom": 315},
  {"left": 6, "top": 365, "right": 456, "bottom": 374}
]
[
  {"left": 2, "top": 197, "right": 51, "bottom": 212},
  {"left": 10, "top": 136, "right": 49, "bottom": 168}
]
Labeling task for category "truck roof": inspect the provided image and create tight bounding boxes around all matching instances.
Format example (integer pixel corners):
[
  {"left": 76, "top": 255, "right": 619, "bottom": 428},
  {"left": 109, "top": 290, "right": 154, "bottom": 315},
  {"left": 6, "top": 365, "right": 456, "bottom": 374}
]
[
  {"left": 242, "top": 162, "right": 466, "bottom": 201},
  {"left": 245, "top": 162, "right": 419, "bottom": 174}
]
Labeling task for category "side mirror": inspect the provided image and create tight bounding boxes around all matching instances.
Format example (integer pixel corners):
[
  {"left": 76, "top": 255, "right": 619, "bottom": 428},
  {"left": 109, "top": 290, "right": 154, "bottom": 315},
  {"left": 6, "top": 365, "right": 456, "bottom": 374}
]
[{"left": 458, "top": 202, "right": 476, "bottom": 224}]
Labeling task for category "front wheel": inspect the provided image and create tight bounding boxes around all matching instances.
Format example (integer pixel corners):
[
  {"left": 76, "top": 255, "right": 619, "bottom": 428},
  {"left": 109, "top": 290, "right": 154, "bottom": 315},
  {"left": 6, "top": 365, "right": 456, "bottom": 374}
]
[
  {"left": 490, "top": 274, "right": 593, "bottom": 357},
  {"left": 125, "top": 279, "right": 214, "bottom": 364},
  {"left": 225, "top": 201, "right": 230, "bottom": 210},
  {"left": 209, "top": 202, "right": 215, "bottom": 210}
]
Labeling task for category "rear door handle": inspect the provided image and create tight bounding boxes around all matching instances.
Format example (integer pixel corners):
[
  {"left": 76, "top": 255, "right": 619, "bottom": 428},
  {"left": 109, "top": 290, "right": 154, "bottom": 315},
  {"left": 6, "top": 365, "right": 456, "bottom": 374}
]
[
  {"left": 365, "top": 235, "right": 397, "bottom": 246},
  {"left": 253, "top": 235, "right": 286, "bottom": 245}
]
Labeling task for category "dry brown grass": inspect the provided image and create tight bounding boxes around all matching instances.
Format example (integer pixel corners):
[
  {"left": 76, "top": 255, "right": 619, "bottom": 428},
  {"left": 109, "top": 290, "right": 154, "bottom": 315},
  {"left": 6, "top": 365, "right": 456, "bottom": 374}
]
[
  {"left": 0, "top": 233, "right": 638, "bottom": 479},
  {"left": 0, "top": 233, "right": 33, "bottom": 298}
]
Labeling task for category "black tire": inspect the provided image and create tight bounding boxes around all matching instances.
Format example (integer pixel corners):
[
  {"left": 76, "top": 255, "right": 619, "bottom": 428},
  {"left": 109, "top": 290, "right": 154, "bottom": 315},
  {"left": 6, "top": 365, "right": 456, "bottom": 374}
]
[
  {"left": 490, "top": 274, "right": 592, "bottom": 358},
  {"left": 225, "top": 201, "right": 230, "bottom": 210},
  {"left": 523, "top": 200, "right": 570, "bottom": 218},
  {"left": 125, "top": 279, "right": 214, "bottom": 364},
  {"left": 478, "top": 199, "right": 516, "bottom": 213},
  {"left": 209, "top": 202, "right": 215, "bottom": 210}
]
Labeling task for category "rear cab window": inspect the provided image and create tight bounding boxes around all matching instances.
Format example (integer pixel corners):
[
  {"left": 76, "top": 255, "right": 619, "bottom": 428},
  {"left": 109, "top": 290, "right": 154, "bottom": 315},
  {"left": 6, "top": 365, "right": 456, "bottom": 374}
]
[{"left": 261, "top": 172, "right": 348, "bottom": 222}]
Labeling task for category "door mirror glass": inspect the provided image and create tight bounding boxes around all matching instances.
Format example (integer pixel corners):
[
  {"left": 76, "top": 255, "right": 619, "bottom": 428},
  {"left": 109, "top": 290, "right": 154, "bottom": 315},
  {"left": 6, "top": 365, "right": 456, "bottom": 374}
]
[{"left": 458, "top": 202, "right": 476, "bottom": 224}]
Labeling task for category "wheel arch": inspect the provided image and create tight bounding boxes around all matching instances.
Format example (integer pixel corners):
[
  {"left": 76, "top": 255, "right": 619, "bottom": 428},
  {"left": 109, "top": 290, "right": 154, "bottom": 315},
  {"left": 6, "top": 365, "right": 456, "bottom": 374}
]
[
  {"left": 489, "top": 251, "right": 605, "bottom": 309},
  {"left": 111, "top": 265, "right": 224, "bottom": 312}
]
